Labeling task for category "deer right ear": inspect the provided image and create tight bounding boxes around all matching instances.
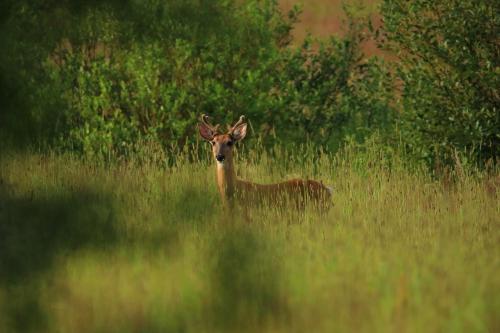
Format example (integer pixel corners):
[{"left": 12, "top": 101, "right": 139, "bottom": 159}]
[
  {"left": 199, "top": 123, "right": 214, "bottom": 141},
  {"left": 228, "top": 115, "right": 247, "bottom": 141},
  {"left": 230, "top": 123, "right": 247, "bottom": 141}
]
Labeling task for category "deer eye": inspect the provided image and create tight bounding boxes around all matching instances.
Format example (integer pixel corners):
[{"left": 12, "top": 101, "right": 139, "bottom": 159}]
[{"left": 227, "top": 141, "right": 233, "bottom": 146}]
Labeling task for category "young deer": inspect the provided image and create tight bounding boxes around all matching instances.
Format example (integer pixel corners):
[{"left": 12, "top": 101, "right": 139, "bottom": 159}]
[{"left": 199, "top": 114, "right": 332, "bottom": 210}]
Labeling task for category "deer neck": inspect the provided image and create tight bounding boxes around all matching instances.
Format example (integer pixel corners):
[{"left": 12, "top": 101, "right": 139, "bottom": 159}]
[{"left": 216, "top": 156, "right": 237, "bottom": 200}]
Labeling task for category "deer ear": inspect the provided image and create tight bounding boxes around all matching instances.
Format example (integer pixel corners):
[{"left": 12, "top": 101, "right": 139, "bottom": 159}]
[
  {"left": 231, "top": 123, "right": 247, "bottom": 141},
  {"left": 199, "top": 123, "right": 214, "bottom": 141}
]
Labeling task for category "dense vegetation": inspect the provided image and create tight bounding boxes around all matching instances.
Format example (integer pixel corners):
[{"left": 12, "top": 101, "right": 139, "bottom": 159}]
[
  {"left": 0, "top": 1, "right": 498, "bottom": 332},
  {"left": 381, "top": 0, "right": 499, "bottom": 165},
  {"left": 1, "top": 0, "right": 497, "bottom": 165},
  {"left": 0, "top": 0, "right": 388, "bottom": 156}
]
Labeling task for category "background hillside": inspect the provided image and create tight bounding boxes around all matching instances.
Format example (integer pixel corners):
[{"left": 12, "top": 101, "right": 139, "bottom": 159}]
[{"left": 280, "top": 0, "right": 384, "bottom": 56}]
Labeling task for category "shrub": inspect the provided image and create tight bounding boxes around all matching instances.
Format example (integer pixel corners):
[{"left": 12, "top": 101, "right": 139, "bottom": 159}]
[
  {"left": 380, "top": 0, "right": 500, "bottom": 165},
  {"left": 0, "top": 0, "right": 395, "bottom": 158}
]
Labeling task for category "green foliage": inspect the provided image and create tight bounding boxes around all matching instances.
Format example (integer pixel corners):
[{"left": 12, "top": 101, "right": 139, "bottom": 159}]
[
  {"left": 380, "top": 0, "right": 500, "bottom": 164},
  {"left": 277, "top": 35, "right": 395, "bottom": 150},
  {"left": 0, "top": 0, "right": 394, "bottom": 157},
  {"left": 2, "top": 0, "right": 497, "bottom": 168}
]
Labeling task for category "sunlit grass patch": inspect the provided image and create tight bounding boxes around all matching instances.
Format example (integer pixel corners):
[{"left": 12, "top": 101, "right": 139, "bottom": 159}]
[{"left": 0, "top": 145, "right": 498, "bottom": 332}]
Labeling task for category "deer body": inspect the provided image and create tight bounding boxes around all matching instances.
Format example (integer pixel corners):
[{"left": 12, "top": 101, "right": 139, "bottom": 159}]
[{"left": 199, "top": 115, "right": 332, "bottom": 210}]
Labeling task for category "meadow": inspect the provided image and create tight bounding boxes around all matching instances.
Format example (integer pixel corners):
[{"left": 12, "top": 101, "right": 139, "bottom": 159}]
[
  {"left": 1, "top": 143, "right": 498, "bottom": 332},
  {"left": 0, "top": 0, "right": 498, "bottom": 331}
]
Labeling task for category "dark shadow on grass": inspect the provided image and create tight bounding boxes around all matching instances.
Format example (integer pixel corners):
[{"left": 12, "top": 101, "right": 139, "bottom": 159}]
[
  {"left": 162, "top": 186, "right": 220, "bottom": 225},
  {"left": 0, "top": 180, "right": 117, "bottom": 332},
  {"left": 208, "top": 226, "right": 289, "bottom": 331}
]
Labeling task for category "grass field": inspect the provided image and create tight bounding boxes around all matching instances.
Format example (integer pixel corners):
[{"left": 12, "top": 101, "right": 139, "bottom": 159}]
[{"left": 1, "top": 144, "right": 498, "bottom": 332}]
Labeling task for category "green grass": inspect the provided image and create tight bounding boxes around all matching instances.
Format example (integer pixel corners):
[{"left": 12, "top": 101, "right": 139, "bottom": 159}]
[{"left": 0, "top": 144, "right": 498, "bottom": 332}]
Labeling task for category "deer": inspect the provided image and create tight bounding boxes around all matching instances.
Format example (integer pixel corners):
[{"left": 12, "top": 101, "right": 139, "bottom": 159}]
[{"left": 198, "top": 114, "right": 332, "bottom": 211}]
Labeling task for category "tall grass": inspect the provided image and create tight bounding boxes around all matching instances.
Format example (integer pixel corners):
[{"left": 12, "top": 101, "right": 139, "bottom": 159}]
[{"left": 0, "top": 143, "right": 498, "bottom": 332}]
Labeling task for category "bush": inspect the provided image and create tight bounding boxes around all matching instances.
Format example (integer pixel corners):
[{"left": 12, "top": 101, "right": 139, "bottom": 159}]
[
  {"left": 380, "top": 0, "right": 500, "bottom": 165},
  {"left": 0, "top": 0, "right": 395, "bottom": 158}
]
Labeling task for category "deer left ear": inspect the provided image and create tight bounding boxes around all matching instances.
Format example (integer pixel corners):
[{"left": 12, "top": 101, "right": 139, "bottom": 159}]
[{"left": 230, "top": 123, "right": 247, "bottom": 141}]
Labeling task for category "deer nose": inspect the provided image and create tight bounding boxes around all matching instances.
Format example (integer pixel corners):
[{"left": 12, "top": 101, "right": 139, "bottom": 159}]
[{"left": 216, "top": 154, "right": 225, "bottom": 162}]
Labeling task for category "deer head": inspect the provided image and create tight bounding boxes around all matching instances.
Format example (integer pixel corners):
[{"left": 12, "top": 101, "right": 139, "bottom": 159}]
[{"left": 199, "top": 114, "right": 247, "bottom": 164}]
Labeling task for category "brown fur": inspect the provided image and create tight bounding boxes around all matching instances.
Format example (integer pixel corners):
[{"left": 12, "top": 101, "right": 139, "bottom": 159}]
[{"left": 199, "top": 116, "right": 332, "bottom": 210}]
